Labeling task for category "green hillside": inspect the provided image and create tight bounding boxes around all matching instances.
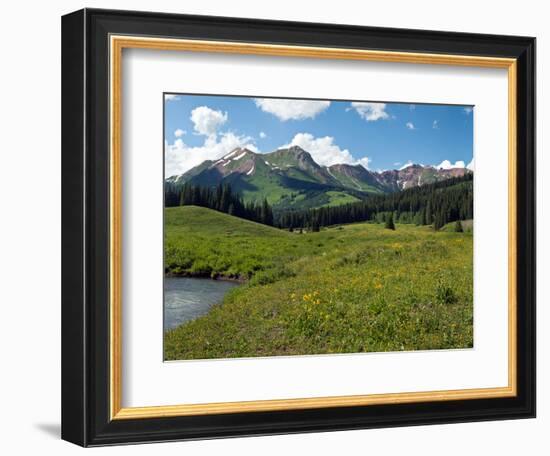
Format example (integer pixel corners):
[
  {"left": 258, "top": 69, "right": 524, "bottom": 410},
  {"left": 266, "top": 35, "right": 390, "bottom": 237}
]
[
  {"left": 164, "top": 206, "right": 473, "bottom": 359},
  {"left": 327, "top": 164, "right": 385, "bottom": 193}
]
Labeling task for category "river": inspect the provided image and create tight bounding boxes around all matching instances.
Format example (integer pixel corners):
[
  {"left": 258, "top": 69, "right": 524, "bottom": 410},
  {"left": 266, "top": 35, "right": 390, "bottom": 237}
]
[{"left": 164, "top": 277, "right": 239, "bottom": 331}]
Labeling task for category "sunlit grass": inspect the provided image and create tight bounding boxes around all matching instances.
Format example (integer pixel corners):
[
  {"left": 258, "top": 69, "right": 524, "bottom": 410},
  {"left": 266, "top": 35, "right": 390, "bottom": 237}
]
[{"left": 164, "top": 206, "right": 473, "bottom": 360}]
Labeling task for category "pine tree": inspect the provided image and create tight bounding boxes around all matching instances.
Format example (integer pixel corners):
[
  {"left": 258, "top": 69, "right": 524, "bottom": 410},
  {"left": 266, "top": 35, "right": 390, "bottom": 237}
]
[
  {"left": 420, "top": 208, "right": 427, "bottom": 225},
  {"left": 261, "top": 198, "right": 273, "bottom": 226},
  {"left": 220, "top": 184, "right": 231, "bottom": 212},
  {"left": 426, "top": 200, "right": 432, "bottom": 225},
  {"left": 311, "top": 215, "right": 320, "bottom": 232},
  {"left": 385, "top": 214, "right": 395, "bottom": 230},
  {"left": 180, "top": 183, "right": 191, "bottom": 206},
  {"left": 433, "top": 213, "right": 444, "bottom": 231}
]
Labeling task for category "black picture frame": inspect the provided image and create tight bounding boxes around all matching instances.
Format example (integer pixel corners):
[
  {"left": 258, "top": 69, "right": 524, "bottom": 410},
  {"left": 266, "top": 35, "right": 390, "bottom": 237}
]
[{"left": 62, "top": 8, "right": 536, "bottom": 447}]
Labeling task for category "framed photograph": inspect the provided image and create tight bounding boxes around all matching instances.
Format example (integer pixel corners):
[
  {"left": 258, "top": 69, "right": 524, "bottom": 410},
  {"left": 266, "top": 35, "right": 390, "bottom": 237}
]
[{"left": 61, "top": 8, "right": 535, "bottom": 446}]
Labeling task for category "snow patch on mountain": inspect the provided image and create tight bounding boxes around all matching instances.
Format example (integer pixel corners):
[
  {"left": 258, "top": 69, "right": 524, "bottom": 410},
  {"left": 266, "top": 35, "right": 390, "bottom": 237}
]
[
  {"left": 233, "top": 151, "right": 248, "bottom": 161},
  {"left": 223, "top": 150, "right": 238, "bottom": 160}
]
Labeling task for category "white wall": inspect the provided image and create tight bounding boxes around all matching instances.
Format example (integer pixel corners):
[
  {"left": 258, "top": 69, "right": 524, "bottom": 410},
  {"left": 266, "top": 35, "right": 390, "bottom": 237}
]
[{"left": 0, "top": 0, "right": 545, "bottom": 454}]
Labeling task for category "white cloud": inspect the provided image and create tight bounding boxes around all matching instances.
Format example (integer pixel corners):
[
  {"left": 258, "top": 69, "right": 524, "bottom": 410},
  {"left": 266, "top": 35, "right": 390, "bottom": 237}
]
[
  {"left": 350, "top": 102, "right": 389, "bottom": 122},
  {"left": 165, "top": 132, "right": 258, "bottom": 177},
  {"left": 393, "top": 162, "right": 401, "bottom": 166},
  {"left": 467, "top": 158, "right": 474, "bottom": 171},
  {"left": 436, "top": 159, "right": 466, "bottom": 170},
  {"left": 406, "top": 122, "right": 415, "bottom": 130},
  {"left": 174, "top": 128, "right": 186, "bottom": 138},
  {"left": 283, "top": 132, "right": 369, "bottom": 168},
  {"left": 254, "top": 98, "right": 330, "bottom": 121},
  {"left": 190, "top": 106, "right": 228, "bottom": 137},
  {"left": 259, "top": 131, "right": 267, "bottom": 139},
  {"left": 164, "top": 94, "right": 180, "bottom": 102},
  {"left": 356, "top": 157, "right": 371, "bottom": 170},
  {"left": 432, "top": 120, "right": 439, "bottom": 129},
  {"left": 464, "top": 107, "right": 473, "bottom": 115}
]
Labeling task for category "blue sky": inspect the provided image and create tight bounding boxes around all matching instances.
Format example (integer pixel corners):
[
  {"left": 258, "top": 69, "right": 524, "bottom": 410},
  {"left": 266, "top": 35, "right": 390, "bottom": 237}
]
[{"left": 164, "top": 93, "right": 473, "bottom": 177}]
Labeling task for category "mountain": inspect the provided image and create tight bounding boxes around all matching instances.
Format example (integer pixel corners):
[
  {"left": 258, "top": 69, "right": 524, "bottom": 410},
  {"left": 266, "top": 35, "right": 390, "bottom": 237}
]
[
  {"left": 166, "top": 146, "right": 471, "bottom": 210},
  {"left": 327, "top": 163, "right": 387, "bottom": 193},
  {"left": 376, "top": 164, "right": 470, "bottom": 192}
]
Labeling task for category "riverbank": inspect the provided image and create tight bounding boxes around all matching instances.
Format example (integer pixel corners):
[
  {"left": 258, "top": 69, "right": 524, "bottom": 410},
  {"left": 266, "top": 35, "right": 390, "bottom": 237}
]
[{"left": 165, "top": 270, "right": 248, "bottom": 284}]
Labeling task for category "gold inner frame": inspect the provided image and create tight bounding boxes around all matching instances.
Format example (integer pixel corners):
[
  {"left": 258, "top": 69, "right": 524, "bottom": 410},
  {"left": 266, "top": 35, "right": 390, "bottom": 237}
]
[{"left": 109, "top": 35, "right": 518, "bottom": 420}]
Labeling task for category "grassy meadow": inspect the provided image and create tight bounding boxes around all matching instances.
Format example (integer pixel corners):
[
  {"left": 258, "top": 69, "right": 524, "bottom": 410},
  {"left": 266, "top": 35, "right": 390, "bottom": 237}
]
[{"left": 164, "top": 206, "right": 473, "bottom": 360}]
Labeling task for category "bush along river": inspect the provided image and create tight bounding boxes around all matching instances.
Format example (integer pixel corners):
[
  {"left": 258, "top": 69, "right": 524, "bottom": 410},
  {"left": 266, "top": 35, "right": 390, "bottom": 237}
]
[{"left": 164, "top": 277, "right": 239, "bottom": 331}]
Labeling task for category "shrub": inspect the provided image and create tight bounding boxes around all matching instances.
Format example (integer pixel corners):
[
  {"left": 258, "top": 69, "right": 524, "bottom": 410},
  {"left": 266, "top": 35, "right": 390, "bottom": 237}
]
[
  {"left": 385, "top": 214, "right": 396, "bottom": 230},
  {"left": 248, "top": 265, "right": 295, "bottom": 286},
  {"left": 435, "top": 278, "right": 457, "bottom": 305}
]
